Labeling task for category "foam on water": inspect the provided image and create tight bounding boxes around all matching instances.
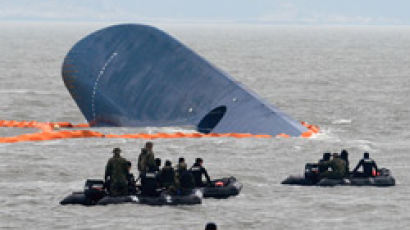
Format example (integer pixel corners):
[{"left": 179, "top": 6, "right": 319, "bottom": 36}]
[{"left": 332, "top": 119, "right": 352, "bottom": 125}]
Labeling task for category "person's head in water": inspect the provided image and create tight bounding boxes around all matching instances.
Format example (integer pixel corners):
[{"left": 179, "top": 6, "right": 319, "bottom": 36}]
[
  {"left": 155, "top": 158, "right": 161, "bottom": 168},
  {"left": 165, "top": 160, "right": 172, "bottom": 167},
  {"left": 323, "top": 152, "right": 331, "bottom": 161},
  {"left": 364, "top": 152, "right": 370, "bottom": 159},
  {"left": 341, "top": 149, "right": 349, "bottom": 161},
  {"left": 205, "top": 222, "right": 217, "bottom": 230},
  {"left": 196, "top": 158, "right": 203, "bottom": 166},
  {"left": 113, "top": 147, "right": 121, "bottom": 157},
  {"left": 127, "top": 161, "right": 132, "bottom": 172},
  {"left": 145, "top": 142, "right": 153, "bottom": 151}
]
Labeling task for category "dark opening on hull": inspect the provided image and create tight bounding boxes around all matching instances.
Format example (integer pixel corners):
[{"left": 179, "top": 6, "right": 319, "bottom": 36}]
[{"left": 197, "top": 106, "right": 227, "bottom": 134}]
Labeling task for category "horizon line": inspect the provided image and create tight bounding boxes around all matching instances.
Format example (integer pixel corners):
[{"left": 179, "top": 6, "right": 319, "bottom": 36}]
[{"left": 1, "top": 19, "right": 410, "bottom": 27}]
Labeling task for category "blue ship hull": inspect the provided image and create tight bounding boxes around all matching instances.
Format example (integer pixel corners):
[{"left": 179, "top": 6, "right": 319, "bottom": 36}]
[{"left": 62, "top": 24, "right": 307, "bottom": 136}]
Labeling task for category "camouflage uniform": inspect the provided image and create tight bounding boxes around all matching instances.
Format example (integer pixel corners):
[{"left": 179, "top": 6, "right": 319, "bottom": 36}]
[
  {"left": 174, "top": 162, "right": 187, "bottom": 187},
  {"left": 166, "top": 162, "right": 187, "bottom": 194},
  {"left": 105, "top": 155, "right": 129, "bottom": 196},
  {"left": 137, "top": 148, "right": 155, "bottom": 173},
  {"left": 319, "top": 157, "right": 346, "bottom": 180}
]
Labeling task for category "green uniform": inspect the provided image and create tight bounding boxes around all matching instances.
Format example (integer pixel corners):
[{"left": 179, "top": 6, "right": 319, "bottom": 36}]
[
  {"left": 319, "top": 157, "right": 346, "bottom": 180},
  {"left": 105, "top": 155, "right": 129, "bottom": 196},
  {"left": 172, "top": 162, "right": 187, "bottom": 191},
  {"left": 137, "top": 148, "right": 155, "bottom": 172}
]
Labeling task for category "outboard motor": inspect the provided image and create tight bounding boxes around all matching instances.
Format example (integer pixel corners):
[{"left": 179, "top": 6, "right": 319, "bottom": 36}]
[
  {"left": 84, "top": 179, "right": 106, "bottom": 204},
  {"left": 304, "top": 163, "right": 320, "bottom": 184}
]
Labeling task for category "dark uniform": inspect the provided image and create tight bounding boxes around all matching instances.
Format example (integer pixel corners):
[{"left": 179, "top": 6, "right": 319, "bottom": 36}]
[
  {"left": 137, "top": 148, "right": 155, "bottom": 173},
  {"left": 105, "top": 155, "right": 129, "bottom": 196},
  {"left": 341, "top": 150, "right": 350, "bottom": 176},
  {"left": 318, "top": 156, "right": 346, "bottom": 180},
  {"left": 318, "top": 153, "right": 331, "bottom": 174},
  {"left": 318, "top": 159, "right": 329, "bottom": 174},
  {"left": 179, "top": 169, "right": 195, "bottom": 195},
  {"left": 189, "top": 163, "right": 211, "bottom": 187},
  {"left": 140, "top": 171, "right": 159, "bottom": 196},
  {"left": 154, "top": 158, "right": 161, "bottom": 172},
  {"left": 159, "top": 166, "right": 175, "bottom": 189},
  {"left": 353, "top": 158, "right": 378, "bottom": 177},
  {"left": 127, "top": 173, "right": 137, "bottom": 195},
  {"left": 343, "top": 160, "right": 350, "bottom": 176}
]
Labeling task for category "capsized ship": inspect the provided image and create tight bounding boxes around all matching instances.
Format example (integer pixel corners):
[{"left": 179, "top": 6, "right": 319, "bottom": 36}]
[{"left": 62, "top": 24, "right": 307, "bottom": 136}]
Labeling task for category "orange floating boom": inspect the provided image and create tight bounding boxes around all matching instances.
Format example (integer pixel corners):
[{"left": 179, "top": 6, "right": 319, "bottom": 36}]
[{"left": 0, "top": 120, "right": 319, "bottom": 143}]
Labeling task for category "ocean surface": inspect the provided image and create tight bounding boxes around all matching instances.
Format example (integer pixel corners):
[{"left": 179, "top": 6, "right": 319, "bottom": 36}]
[{"left": 0, "top": 22, "right": 409, "bottom": 230}]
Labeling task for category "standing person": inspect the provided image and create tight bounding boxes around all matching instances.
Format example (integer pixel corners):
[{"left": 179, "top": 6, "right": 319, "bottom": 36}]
[
  {"left": 340, "top": 149, "right": 350, "bottom": 176},
  {"left": 105, "top": 148, "right": 129, "bottom": 196},
  {"left": 189, "top": 158, "right": 211, "bottom": 187},
  {"left": 353, "top": 152, "right": 378, "bottom": 177},
  {"left": 137, "top": 142, "right": 155, "bottom": 174},
  {"left": 159, "top": 160, "right": 175, "bottom": 189}
]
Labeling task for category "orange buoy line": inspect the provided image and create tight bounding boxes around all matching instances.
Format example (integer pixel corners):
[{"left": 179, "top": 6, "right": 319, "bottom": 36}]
[{"left": 0, "top": 120, "right": 319, "bottom": 143}]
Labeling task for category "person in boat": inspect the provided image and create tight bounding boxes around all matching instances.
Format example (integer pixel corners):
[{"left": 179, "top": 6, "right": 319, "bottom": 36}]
[
  {"left": 154, "top": 158, "right": 162, "bottom": 172},
  {"left": 137, "top": 142, "right": 156, "bottom": 175},
  {"left": 175, "top": 157, "right": 186, "bottom": 179},
  {"left": 352, "top": 152, "right": 378, "bottom": 177},
  {"left": 173, "top": 158, "right": 186, "bottom": 191},
  {"left": 189, "top": 158, "right": 211, "bottom": 187},
  {"left": 166, "top": 158, "right": 187, "bottom": 194},
  {"left": 105, "top": 147, "right": 129, "bottom": 196},
  {"left": 176, "top": 157, "right": 185, "bottom": 170},
  {"left": 205, "top": 222, "right": 217, "bottom": 230},
  {"left": 318, "top": 152, "right": 331, "bottom": 174},
  {"left": 140, "top": 165, "right": 160, "bottom": 196},
  {"left": 127, "top": 161, "right": 137, "bottom": 195},
  {"left": 159, "top": 160, "right": 175, "bottom": 189},
  {"left": 318, "top": 153, "right": 346, "bottom": 180},
  {"left": 178, "top": 163, "right": 195, "bottom": 195},
  {"left": 340, "top": 149, "right": 350, "bottom": 176}
]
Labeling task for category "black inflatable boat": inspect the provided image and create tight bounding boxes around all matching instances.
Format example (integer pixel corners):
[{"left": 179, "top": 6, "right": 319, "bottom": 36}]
[
  {"left": 201, "top": 177, "right": 243, "bottom": 198},
  {"left": 60, "top": 179, "right": 202, "bottom": 206},
  {"left": 282, "top": 164, "right": 395, "bottom": 187}
]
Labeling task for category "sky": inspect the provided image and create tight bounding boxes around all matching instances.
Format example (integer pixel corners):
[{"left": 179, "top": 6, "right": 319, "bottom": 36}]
[{"left": 1, "top": 0, "right": 410, "bottom": 25}]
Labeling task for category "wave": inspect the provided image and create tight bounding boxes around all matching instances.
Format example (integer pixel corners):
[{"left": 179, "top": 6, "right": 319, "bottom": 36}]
[{"left": 331, "top": 119, "right": 352, "bottom": 125}]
